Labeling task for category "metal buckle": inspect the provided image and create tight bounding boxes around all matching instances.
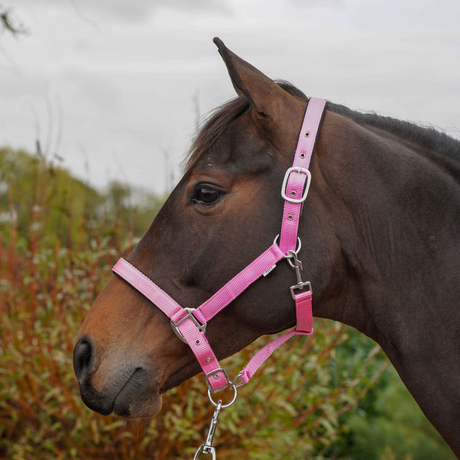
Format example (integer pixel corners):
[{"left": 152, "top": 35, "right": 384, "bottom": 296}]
[
  {"left": 205, "top": 368, "right": 231, "bottom": 393},
  {"left": 281, "top": 167, "right": 311, "bottom": 204},
  {"left": 170, "top": 307, "right": 207, "bottom": 344},
  {"left": 290, "top": 281, "right": 312, "bottom": 300}
]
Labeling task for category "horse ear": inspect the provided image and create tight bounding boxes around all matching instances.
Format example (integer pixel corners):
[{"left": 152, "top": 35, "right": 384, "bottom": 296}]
[
  {"left": 213, "top": 38, "right": 304, "bottom": 151},
  {"left": 213, "top": 37, "right": 301, "bottom": 124}
]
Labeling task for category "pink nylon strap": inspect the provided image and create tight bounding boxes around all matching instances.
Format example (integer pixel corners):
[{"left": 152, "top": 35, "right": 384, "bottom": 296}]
[
  {"left": 239, "top": 329, "right": 311, "bottom": 384},
  {"left": 279, "top": 97, "right": 326, "bottom": 254},
  {"left": 294, "top": 290, "right": 313, "bottom": 333},
  {"left": 113, "top": 259, "right": 228, "bottom": 391},
  {"left": 175, "top": 318, "right": 229, "bottom": 391},
  {"left": 238, "top": 290, "right": 313, "bottom": 385},
  {"left": 113, "top": 258, "right": 182, "bottom": 319},
  {"left": 113, "top": 259, "right": 225, "bottom": 391},
  {"left": 193, "top": 243, "right": 284, "bottom": 324},
  {"left": 113, "top": 243, "right": 285, "bottom": 391}
]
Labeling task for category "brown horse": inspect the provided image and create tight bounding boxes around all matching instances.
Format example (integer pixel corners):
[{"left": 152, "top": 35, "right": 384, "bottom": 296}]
[{"left": 74, "top": 38, "right": 460, "bottom": 456}]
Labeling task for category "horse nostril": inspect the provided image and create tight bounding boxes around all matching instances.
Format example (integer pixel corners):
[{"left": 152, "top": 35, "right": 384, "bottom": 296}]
[{"left": 73, "top": 337, "right": 94, "bottom": 382}]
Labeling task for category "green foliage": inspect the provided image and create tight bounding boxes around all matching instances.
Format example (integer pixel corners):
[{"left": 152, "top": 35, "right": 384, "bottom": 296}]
[
  {"left": 0, "top": 148, "right": 163, "bottom": 250},
  {"left": 330, "top": 368, "right": 456, "bottom": 460},
  {"left": 0, "top": 147, "right": 451, "bottom": 459},
  {"left": 0, "top": 148, "right": 101, "bottom": 249}
]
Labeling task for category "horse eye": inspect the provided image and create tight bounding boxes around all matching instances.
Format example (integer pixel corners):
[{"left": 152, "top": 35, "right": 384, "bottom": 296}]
[{"left": 194, "top": 186, "right": 221, "bottom": 205}]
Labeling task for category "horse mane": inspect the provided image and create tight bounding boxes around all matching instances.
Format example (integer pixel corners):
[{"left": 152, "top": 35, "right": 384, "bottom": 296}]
[
  {"left": 184, "top": 82, "right": 307, "bottom": 170},
  {"left": 327, "top": 102, "right": 460, "bottom": 164},
  {"left": 185, "top": 81, "right": 460, "bottom": 169}
]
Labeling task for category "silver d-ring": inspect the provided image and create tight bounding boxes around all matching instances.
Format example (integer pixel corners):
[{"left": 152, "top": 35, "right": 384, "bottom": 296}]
[
  {"left": 273, "top": 234, "right": 302, "bottom": 257},
  {"left": 207, "top": 385, "right": 237, "bottom": 409}
]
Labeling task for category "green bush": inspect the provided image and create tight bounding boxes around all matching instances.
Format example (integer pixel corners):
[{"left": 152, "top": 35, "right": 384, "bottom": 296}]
[{"left": 330, "top": 367, "right": 456, "bottom": 460}]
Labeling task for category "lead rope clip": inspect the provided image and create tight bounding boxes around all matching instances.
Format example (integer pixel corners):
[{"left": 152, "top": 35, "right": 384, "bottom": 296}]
[
  {"left": 287, "top": 248, "right": 312, "bottom": 299},
  {"left": 194, "top": 385, "right": 238, "bottom": 459},
  {"left": 194, "top": 400, "right": 222, "bottom": 459}
]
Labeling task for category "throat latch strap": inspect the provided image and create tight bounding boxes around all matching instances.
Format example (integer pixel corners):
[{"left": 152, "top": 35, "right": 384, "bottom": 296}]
[{"left": 112, "top": 97, "right": 326, "bottom": 392}]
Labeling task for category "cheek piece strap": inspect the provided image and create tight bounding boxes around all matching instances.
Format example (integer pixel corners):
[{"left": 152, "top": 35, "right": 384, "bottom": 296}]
[{"left": 112, "top": 97, "right": 326, "bottom": 394}]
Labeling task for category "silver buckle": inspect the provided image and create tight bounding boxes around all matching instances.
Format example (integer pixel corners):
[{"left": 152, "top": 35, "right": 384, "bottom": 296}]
[
  {"left": 290, "top": 281, "right": 312, "bottom": 300},
  {"left": 170, "top": 307, "right": 207, "bottom": 344},
  {"left": 205, "top": 368, "right": 231, "bottom": 393},
  {"left": 281, "top": 166, "right": 311, "bottom": 204}
]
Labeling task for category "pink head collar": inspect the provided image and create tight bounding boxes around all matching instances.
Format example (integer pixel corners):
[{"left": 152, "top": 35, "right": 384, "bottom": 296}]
[{"left": 112, "top": 97, "right": 326, "bottom": 395}]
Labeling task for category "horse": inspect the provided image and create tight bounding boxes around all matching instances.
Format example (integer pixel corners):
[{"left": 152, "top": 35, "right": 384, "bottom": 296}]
[{"left": 73, "top": 38, "right": 460, "bottom": 456}]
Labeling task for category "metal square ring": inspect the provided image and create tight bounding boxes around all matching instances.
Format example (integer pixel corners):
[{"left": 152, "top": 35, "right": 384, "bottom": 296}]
[
  {"left": 205, "top": 368, "right": 231, "bottom": 393},
  {"left": 290, "top": 281, "right": 312, "bottom": 300},
  {"left": 171, "top": 307, "right": 207, "bottom": 344}
]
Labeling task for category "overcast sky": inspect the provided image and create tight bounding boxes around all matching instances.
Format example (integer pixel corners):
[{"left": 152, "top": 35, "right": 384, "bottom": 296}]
[{"left": 1, "top": 0, "right": 459, "bottom": 194}]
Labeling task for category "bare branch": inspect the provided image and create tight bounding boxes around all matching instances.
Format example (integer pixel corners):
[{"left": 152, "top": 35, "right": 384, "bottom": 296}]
[
  {"left": 0, "top": 40, "right": 20, "bottom": 75},
  {"left": 67, "top": 0, "right": 102, "bottom": 32},
  {"left": 0, "top": 5, "right": 27, "bottom": 36}
]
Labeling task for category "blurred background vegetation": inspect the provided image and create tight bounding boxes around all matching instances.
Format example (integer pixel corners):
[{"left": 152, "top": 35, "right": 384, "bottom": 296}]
[{"left": 0, "top": 147, "right": 455, "bottom": 459}]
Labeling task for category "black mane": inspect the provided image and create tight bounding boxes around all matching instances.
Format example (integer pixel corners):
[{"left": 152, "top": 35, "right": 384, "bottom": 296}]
[
  {"left": 327, "top": 101, "right": 460, "bottom": 164},
  {"left": 186, "top": 81, "right": 460, "bottom": 169}
]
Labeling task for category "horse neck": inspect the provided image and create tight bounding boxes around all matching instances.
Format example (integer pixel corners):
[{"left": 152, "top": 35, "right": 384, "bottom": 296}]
[
  {"left": 314, "top": 111, "right": 460, "bottom": 333},
  {"left": 313, "top": 111, "right": 460, "bottom": 452}
]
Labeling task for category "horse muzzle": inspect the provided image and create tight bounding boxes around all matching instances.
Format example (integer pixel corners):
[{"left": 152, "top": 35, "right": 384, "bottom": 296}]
[{"left": 73, "top": 335, "right": 162, "bottom": 418}]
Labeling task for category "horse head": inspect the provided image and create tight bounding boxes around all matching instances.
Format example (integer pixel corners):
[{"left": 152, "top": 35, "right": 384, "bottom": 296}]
[{"left": 73, "top": 39, "right": 341, "bottom": 418}]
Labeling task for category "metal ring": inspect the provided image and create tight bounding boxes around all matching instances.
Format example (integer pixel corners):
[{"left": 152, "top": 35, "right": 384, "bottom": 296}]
[
  {"left": 273, "top": 234, "right": 302, "bottom": 257},
  {"left": 286, "top": 249, "right": 301, "bottom": 269},
  {"left": 207, "top": 385, "right": 237, "bottom": 408}
]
